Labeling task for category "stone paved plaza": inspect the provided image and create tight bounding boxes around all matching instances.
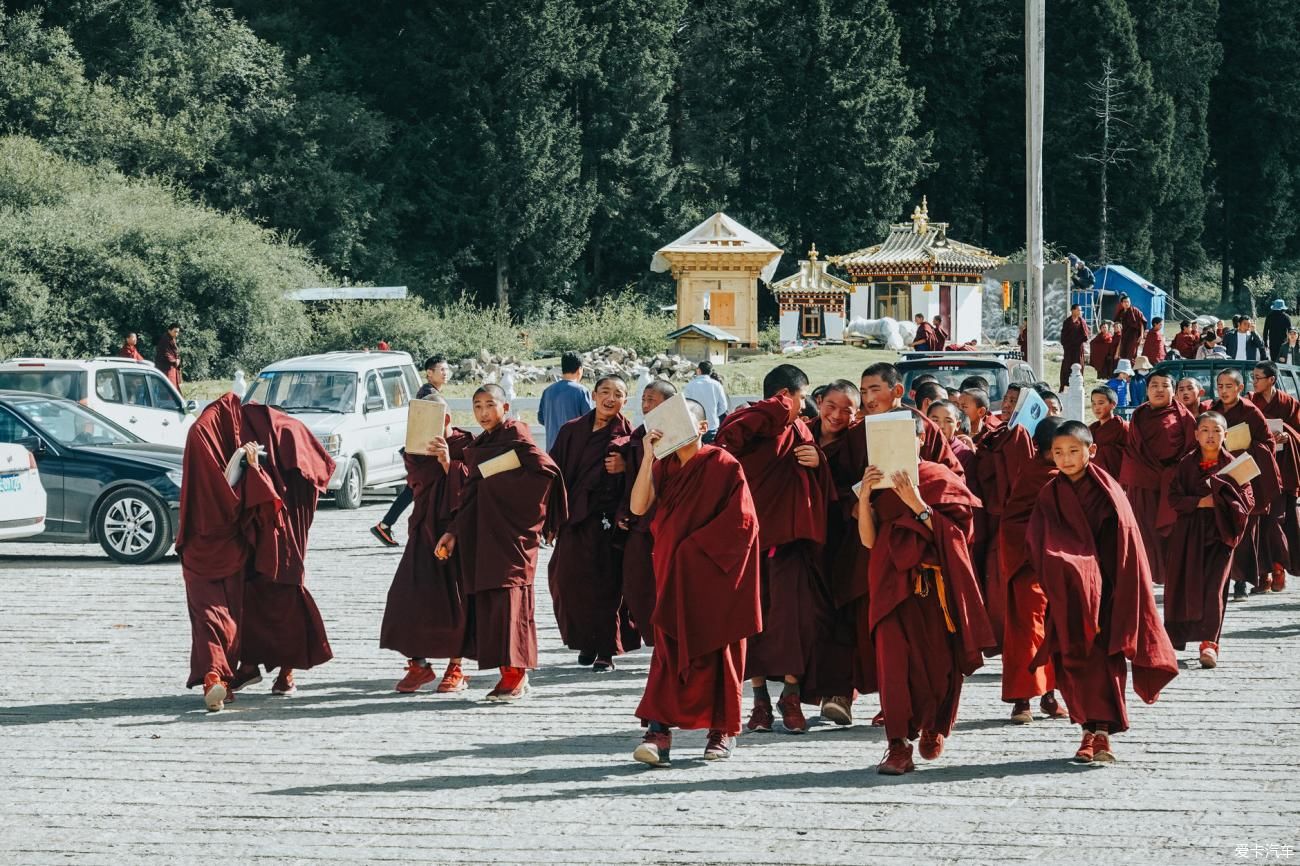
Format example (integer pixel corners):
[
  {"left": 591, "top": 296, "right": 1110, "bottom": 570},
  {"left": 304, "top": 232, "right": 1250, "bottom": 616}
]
[{"left": 2, "top": 500, "right": 1298, "bottom": 865}]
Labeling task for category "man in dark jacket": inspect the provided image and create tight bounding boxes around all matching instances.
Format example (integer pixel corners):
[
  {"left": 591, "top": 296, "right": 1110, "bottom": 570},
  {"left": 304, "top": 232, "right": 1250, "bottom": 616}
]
[
  {"left": 1263, "top": 300, "right": 1292, "bottom": 362},
  {"left": 1223, "top": 317, "right": 1268, "bottom": 361}
]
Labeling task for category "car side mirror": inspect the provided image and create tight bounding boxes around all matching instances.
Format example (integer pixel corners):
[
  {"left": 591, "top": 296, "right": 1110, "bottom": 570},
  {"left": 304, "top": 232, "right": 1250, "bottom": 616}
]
[
  {"left": 184, "top": 399, "right": 198, "bottom": 414},
  {"left": 15, "top": 435, "right": 45, "bottom": 455},
  {"left": 364, "top": 395, "right": 386, "bottom": 413}
]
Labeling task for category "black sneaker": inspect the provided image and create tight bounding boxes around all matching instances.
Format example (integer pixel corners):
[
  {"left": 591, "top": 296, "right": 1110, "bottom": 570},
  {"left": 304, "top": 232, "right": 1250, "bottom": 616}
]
[
  {"left": 592, "top": 657, "right": 616, "bottom": 673},
  {"left": 577, "top": 652, "right": 596, "bottom": 666},
  {"left": 1231, "top": 581, "right": 1248, "bottom": 601},
  {"left": 370, "top": 523, "right": 399, "bottom": 547}
]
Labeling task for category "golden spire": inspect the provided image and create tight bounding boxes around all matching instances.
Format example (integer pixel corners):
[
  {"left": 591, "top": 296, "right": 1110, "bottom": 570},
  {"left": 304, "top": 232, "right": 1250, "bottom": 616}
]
[
  {"left": 808, "top": 243, "right": 819, "bottom": 261},
  {"left": 911, "top": 196, "right": 930, "bottom": 235}
]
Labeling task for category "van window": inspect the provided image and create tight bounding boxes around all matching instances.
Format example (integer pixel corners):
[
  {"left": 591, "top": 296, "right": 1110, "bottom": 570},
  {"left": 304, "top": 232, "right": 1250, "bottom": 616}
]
[
  {"left": 380, "top": 368, "right": 410, "bottom": 407},
  {"left": 0, "top": 370, "right": 85, "bottom": 401},
  {"left": 365, "top": 372, "right": 386, "bottom": 409},
  {"left": 121, "top": 371, "right": 153, "bottom": 407},
  {"left": 147, "top": 374, "right": 182, "bottom": 411},
  {"left": 401, "top": 365, "right": 420, "bottom": 396},
  {"left": 95, "top": 370, "right": 122, "bottom": 403}
]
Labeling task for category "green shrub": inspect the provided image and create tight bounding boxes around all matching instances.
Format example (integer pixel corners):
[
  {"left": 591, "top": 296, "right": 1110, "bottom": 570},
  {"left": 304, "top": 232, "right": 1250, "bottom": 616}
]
[
  {"left": 305, "top": 296, "right": 527, "bottom": 364},
  {"left": 528, "top": 292, "right": 674, "bottom": 357}
]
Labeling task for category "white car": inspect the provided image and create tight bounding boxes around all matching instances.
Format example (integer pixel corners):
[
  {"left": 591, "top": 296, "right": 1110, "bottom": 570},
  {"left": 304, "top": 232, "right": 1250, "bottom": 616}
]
[
  {"left": 242, "top": 351, "right": 422, "bottom": 509},
  {"left": 0, "top": 357, "right": 196, "bottom": 447},
  {"left": 0, "top": 443, "right": 47, "bottom": 540}
]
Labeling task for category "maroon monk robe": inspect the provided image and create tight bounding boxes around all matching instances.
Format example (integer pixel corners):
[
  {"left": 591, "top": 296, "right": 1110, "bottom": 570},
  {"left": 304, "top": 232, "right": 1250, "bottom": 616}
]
[
  {"left": 1116, "top": 305, "right": 1147, "bottom": 361},
  {"left": 453, "top": 420, "right": 567, "bottom": 670},
  {"left": 380, "top": 430, "right": 475, "bottom": 660},
  {"left": 1210, "top": 396, "right": 1283, "bottom": 585},
  {"left": 154, "top": 334, "right": 181, "bottom": 388},
  {"left": 120, "top": 343, "right": 144, "bottom": 362},
  {"left": 1255, "top": 388, "right": 1300, "bottom": 574},
  {"left": 1059, "top": 317, "right": 1091, "bottom": 390},
  {"left": 1089, "top": 332, "right": 1116, "bottom": 378},
  {"left": 1164, "top": 451, "right": 1252, "bottom": 649},
  {"left": 1170, "top": 332, "right": 1199, "bottom": 358},
  {"left": 935, "top": 323, "right": 950, "bottom": 346},
  {"left": 176, "top": 395, "right": 281, "bottom": 688},
  {"left": 908, "top": 406, "right": 966, "bottom": 477},
  {"left": 715, "top": 396, "right": 833, "bottom": 693},
  {"left": 616, "top": 426, "right": 656, "bottom": 647},
  {"left": 636, "top": 447, "right": 762, "bottom": 734},
  {"left": 998, "top": 454, "right": 1059, "bottom": 701},
  {"left": 809, "top": 417, "right": 873, "bottom": 697},
  {"left": 1027, "top": 466, "right": 1178, "bottom": 733},
  {"left": 1120, "top": 401, "right": 1196, "bottom": 585},
  {"left": 548, "top": 410, "right": 638, "bottom": 658},
  {"left": 913, "top": 321, "right": 939, "bottom": 351},
  {"left": 1142, "top": 327, "right": 1167, "bottom": 363},
  {"left": 1018, "top": 327, "right": 1028, "bottom": 359},
  {"left": 238, "top": 404, "right": 336, "bottom": 673},
  {"left": 867, "top": 462, "right": 995, "bottom": 742},
  {"left": 970, "top": 421, "right": 1035, "bottom": 646},
  {"left": 950, "top": 435, "right": 977, "bottom": 478},
  {"left": 1089, "top": 415, "right": 1129, "bottom": 479}
]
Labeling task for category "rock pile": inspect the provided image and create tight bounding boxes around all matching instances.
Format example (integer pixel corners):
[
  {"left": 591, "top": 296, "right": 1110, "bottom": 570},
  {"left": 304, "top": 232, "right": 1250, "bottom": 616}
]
[{"left": 451, "top": 345, "right": 698, "bottom": 385}]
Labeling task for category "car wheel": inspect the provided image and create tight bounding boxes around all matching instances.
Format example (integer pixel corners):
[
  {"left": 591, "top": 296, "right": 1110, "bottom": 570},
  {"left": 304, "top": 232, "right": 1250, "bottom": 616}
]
[
  {"left": 96, "top": 487, "right": 172, "bottom": 564},
  {"left": 334, "top": 458, "right": 363, "bottom": 510}
]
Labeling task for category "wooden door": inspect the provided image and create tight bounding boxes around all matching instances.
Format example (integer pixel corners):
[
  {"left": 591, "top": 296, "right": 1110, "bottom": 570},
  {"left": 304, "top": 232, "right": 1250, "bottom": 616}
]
[
  {"left": 940, "top": 285, "right": 952, "bottom": 340},
  {"left": 711, "top": 292, "right": 735, "bottom": 326}
]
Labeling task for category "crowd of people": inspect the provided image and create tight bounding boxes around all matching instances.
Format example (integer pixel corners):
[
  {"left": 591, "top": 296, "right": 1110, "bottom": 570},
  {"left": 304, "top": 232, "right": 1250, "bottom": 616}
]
[{"left": 174, "top": 339, "right": 1298, "bottom": 776}]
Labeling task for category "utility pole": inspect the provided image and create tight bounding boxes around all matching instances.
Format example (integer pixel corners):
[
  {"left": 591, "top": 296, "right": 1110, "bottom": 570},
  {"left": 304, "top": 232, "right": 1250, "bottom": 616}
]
[{"left": 1025, "top": 0, "right": 1045, "bottom": 380}]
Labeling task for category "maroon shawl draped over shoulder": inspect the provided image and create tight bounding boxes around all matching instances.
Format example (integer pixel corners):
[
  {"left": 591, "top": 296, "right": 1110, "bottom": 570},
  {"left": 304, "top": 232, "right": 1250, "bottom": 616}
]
[
  {"left": 1026, "top": 465, "right": 1178, "bottom": 704},
  {"left": 1211, "top": 397, "right": 1283, "bottom": 517},
  {"left": 715, "top": 396, "right": 831, "bottom": 549},
  {"left": 550, "top": 410, "right": 631, "bottom": 525},
  {"left": 1090, "top": 333, "right": 1116, "bottom": 378},
  {"left": 1117, "top": 306, "right": 1147, "bottom": 359},
  {"left": 1120, "top": 400, "right": 1196, "bottom": 531},
  {"left": 649, "top": 447, "right": 762, "bottom": 672},
  {"left": 1142, "top": 328, "right": 1167, "bottom": 363},
  {"left": 810, "top": 418, "right": 870, "bottom": 606},
  {"left": 453, "top": 420, "right": 567, "bottom": 593},
  {"left": 1060, "top": 317, "right": 1091, "bottom": 388},
  {"left": 1089, "top": 416, "right": 1129, "bottom": 479},
  {"left": 866, "top": 462, "right": 995, "bottom": 669}
]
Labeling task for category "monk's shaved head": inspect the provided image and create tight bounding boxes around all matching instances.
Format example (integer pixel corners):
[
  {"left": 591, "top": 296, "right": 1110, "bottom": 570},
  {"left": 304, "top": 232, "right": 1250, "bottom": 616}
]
[
  {"left": 959, "top": 375, "right": 990, "bottom": 392},
  {"left": 1091, "top": 385, "right": 1118, "bottom": 406},
  {"left": 1197, "top": 411, "right": 1228, "bottom": 431},
  {"left": 960, "top": 388, "right": 991, "bottom": 411},
  {"left": 684, "top": 398, "right": 707, "bottom": 428},
  {"left": 824, "top": 379, "right": 861, "bottom": 406},
  {"left": 645, "top": 379, "right": 677, "bottom": 399},
  {"left": 474, "top": 384, "right": 507, "bottom": 402},
  {"left": 1148, "top": 370, "right": 1177, "bottom": 386},
  {"left": 595, "top": 375, "right": 628, "bottom": 393},
  {"left": 763, "top": 364, "right": 810, "bottom": 399},
  {"left": 1053, "top": 420, "right": 1094, "bottom": 447},
  {"left": 1032, "top": 416, "right": 1068, "bottom": 455},
  {"left": 861, "top": 362, "right": 902, "bottom": 388},
  {"left": 1217, "top": 368, "right": 1245, "bottom": 387}
]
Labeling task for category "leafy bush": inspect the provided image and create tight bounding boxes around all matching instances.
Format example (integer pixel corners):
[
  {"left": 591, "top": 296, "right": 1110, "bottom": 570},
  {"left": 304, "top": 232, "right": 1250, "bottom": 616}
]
[
  {"left": 306, "top": 296, "right": 527, "bottom": 364},
  {"left": 528, "top": 292, "right": 675, "bottom": 357},
  {"left": 0, "top": 135, "right": 324, "bottom": 378}
]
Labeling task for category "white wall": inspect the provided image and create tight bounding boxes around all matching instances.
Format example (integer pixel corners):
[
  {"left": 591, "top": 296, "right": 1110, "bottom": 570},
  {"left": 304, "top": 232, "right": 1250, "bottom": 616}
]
[
  {"left": 779, "top": 310, "right": 799, "bottom": 344},
  {"left": 825, "top": 313, "right": 845, "bottom": 341},
  {"left": 849, "top": 285, "right": 871, "bottom": 322},
  {"left": 954, "top": 284, "right": 982, "bottom": 343}
]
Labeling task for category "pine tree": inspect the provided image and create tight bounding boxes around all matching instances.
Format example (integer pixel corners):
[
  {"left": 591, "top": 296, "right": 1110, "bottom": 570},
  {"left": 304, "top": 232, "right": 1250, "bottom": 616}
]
[
  {"left": 1209, "top": 2, "right": 1300, "bottom": 306},
  {"left": 1130, "top": 0, "right": 1220, "bottom": 297}
]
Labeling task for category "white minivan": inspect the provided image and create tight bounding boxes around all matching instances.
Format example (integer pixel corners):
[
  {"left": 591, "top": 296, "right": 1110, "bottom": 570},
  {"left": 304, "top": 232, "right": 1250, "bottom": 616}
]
[
  {"left": 0, "top": 358, "right": 196, "bottom": 447},
  {"left": 242, "top": 351, "right": 421, "bottom": 508}
]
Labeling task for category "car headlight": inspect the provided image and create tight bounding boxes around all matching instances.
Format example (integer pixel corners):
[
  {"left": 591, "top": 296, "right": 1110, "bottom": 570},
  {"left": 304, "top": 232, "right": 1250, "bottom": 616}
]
[
  {"left": 166, "top": 470, "right": 184, "bottom": 489},
  {"left": 318, "top": 434, "right": 342, "bottom": 456}
]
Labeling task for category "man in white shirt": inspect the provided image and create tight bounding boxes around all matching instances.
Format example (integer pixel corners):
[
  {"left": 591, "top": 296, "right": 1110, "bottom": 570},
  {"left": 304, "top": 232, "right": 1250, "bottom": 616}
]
[{"left": 683, "top": 361, "right": 729, "bottom": 438}]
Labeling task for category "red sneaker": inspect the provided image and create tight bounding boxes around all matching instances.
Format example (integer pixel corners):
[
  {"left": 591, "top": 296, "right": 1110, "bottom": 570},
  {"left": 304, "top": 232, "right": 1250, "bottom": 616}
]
[
  {"left": 271, "top": 671, "right": 295, "bottom": 696},
  {"left": 396, "top": 661, "right": 437, "bottom": 693},
  {"left": 746, "top": 699, "right": 774, "bottom": 733},
  {"left": 871, "top": 709, "right": 885, "bottom": 727},
  {"left": 436, "top": 662, "right": 469, "bottom": 693},
  {"left": 918, "top": 730, "right": 945, "bottom": 760},
  {"left": 877, "top": 739, "right": 915, "bottom": 776},
  {"left": 1092, "top": 732, "right": 1115, "bottom": 763},
  {"left": 202, "top": 672, "right": 228, "bottom": 712},
  {"left": 703, "top": 730, "right": 735, "bottom": 761},
  {"left": 1256, "top": 575, "right": 1274, "bottom": 594},
  {"left": 229, "top": 665, "right": 262, "bottom": 693},
  {"left": 1010, "top": 699, "right": 1033, "bottom": 724},
  {"left": 1199, "top": 641, "right": 1219, "bottom": 669},
  {"left": 633, "top": 729, "right": 672, "bottom": 767},
  {"left": 1074, "top": 730, "right": 1096, "bottom": 763},
  {"left": 1040, "top": 692, "right": 1067, "bottom": 719},
  {"left": 1272, "top": 565, "right": 1287, "bottom": 592},
  {"left": 486, "top": 667, "right": 530, "bottom": 702},
  {"left": 777, "top": 693, "right": 807, "bottom": 734}
]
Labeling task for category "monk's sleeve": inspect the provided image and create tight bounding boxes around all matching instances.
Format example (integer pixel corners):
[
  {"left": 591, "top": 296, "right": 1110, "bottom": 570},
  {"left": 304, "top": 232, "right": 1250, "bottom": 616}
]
[
  {"left": 1168, "top": 464, "right": 1206, "bottom": 515},
  {"left": 239, "top": 466, "right": 282, "bottom": 579},
  {"left": 715, "top": 399, "right": 787, "bottom": 456},
  {"left": 679, "top": 473, "right": 759, "bottom": 579}
]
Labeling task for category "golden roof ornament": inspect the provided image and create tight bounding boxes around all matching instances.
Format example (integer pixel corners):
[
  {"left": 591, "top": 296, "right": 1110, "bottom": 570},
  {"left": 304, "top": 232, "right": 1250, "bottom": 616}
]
[
  {"left": 911, "top": 196, "right": 930, "bottom": 235},
  {"left": 808, "top": 243, "right": 818, "bottom": 262}
]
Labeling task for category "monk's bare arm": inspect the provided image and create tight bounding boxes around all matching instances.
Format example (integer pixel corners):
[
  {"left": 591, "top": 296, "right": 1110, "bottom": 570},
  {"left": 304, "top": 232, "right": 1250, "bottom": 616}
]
[
  {"left": 857, "top": 466, "right": 885, "bottom": 548},
  {"left": 630, "top": 432, "right": 660, "bottom": 516}
]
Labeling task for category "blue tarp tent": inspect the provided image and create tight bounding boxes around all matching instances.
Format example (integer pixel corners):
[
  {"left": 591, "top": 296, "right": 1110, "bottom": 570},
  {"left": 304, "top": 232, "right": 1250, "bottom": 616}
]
[{"left": 1092, "top": 265, "right": 1166, "bottom": 324}]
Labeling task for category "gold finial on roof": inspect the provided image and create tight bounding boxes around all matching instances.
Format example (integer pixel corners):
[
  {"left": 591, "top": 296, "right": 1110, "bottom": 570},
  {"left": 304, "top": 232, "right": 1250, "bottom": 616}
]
[
  {"left": 911, "top": 196, "right": 930, "bottom": 235},
  {"left": 808, "top": 243, "right": 818, "bottom": 261}
]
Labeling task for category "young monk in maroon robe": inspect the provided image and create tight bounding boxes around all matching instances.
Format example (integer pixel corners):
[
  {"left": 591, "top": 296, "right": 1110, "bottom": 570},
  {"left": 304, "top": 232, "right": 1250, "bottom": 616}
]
[
  {"left": 1089, "top": 322, "right": 1116, "bottom": 379},
  {"left": 120, "top": 333, "right": 144, "bottom": 362},
  {"left": 1059, "top": 305, "right": 1091, "bottom": 390},
  {"left": 1251, "top": 361, "right": 1299, "bottom": 591},
  {"left": 1115, "top": 294, "right": 1147, "bottom": 361},
  {"left": 154, "top": 324, "right": 182, "bottom": 389},
  {"left": 807, "top": 380, "right": 871, "bottom": 725},
  {"left": 860, "top": 362, "right": 965, "bottom": 477},
  {"left": 928, "top": 400, "right": 976, "bottom": 478},
  {"left": 1028, "top": 422, "right": 1179, "bottom": 764},
  {"left": 175, "top": 394, "right": 280, "bottom": 711},
  {"left": 630, "top": 399, "right": 762, "bottom": 766},
  {"left": 381, "top": 396, "right": 476, "bottom": 693},
  {"left": 1119, "top": 371, "right": 1196, "bottom": 586},
  {"left": 436, "top": 385, "right": 567, "bottom": 702},
  {"left": 548, "top": 376, "right": 638, "bottom": 670},
  {"left": 1170, "top": 321, "right": 1200, "bottom": 359},
  {"left": 933, "top": 316, "right": 949, "bottom": 347},
  {"left": 1176, "top": 377, "right": 1210, "bottom": 415},
  {"left": 911, "top": 315, "right": 940, "bottom": 352},
  {"left": 857, "top": 417, "right": 995, "bottom": 775},
  {"left": 1142, "top": 317, "right": 1167, "bottom": 363},
  {"left": 615, "top": 380, "right": 677, "bottom": 647},
  {"left": 960, "top": 388, "right": 1034, "bottom": 645},
  {"left": 1164, "top": 412, "right": 1253, "bottom": 670},
  {"left": 716, "top": 364, "right": 832, "bottom": 735},
  {"left": 997, "top": 417, "right": 1068, "bottom": 724},
  {"left": 231, "top": 402, "right": 337, "bottom": 696},
  {"left": 1088, "top": 386, "right": 1129, "bottom": 479},
  {"left": 1210, "top": 369, "right": 1284, "bottom": 597}
]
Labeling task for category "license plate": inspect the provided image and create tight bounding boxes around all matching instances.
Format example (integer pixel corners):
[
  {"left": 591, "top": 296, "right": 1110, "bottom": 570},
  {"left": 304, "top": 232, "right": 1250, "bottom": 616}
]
[{"left": 0, "top": 473, "right": 22, "bottom": 493}]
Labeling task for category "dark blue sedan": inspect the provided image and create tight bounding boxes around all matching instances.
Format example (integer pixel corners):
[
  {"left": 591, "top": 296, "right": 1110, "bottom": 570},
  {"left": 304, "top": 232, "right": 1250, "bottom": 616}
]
[{"left": 0, "top": 391, "right": 183, "bottom": 563}]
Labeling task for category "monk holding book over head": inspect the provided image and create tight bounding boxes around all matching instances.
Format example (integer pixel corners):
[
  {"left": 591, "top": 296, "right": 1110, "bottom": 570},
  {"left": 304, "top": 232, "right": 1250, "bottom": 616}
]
[
  {"left": 436, "top": 385, "right": 567, "bottom": 702},
  {"left": 630, "top": 398, "right": 762, "bottom": 767}
]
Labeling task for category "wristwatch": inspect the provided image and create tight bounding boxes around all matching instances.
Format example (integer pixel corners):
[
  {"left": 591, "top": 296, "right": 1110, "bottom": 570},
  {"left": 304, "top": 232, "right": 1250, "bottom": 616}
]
[{"left": 915, "top": 508, "right": 931, "bottom": 522}]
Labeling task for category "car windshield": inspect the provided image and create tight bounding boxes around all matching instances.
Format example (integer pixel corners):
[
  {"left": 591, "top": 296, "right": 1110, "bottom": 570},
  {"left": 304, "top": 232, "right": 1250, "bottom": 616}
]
[
  {"left": 244, "top": 370, "right": 357, "bottom": 413},
  {"left": 11, "top": 398, "right": 140, "bottom": 447},
  {"left": 904, "top": 366, "right": 1010, "bottom": 402},
  {"left": 0, "top": 369, "right": 86, "bottom": 401}
]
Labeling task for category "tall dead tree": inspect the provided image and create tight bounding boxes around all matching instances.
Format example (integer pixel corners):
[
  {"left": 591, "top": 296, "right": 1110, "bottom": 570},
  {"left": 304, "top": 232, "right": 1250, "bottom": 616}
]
[{"left": 1078, "top": 58, "right": 1137, "bottom": 264}]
